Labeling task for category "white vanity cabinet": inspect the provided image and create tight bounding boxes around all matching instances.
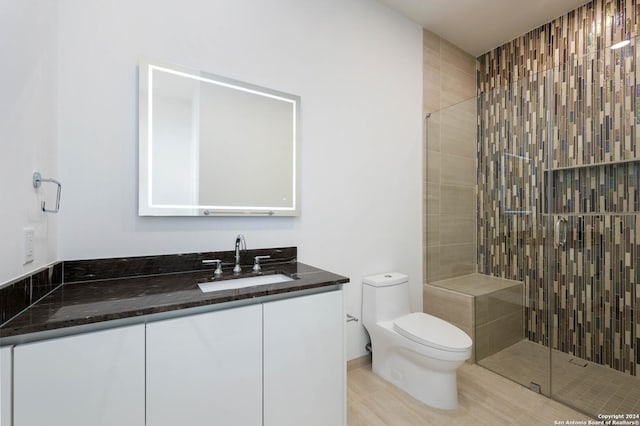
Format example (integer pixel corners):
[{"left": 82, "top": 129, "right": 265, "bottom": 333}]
[
  {"left": 4, "top": 287, "right": 345, "bottom": 426},
  {"left": 146, "top": 291, "right": 345, "bottom": 426},
  {"left": 12, "top": 324, "right": 145, "bottom": 426},
  {"left": 0, "top": 346, "right": 11, "bottom": 426},
  {"left": 264, "top": 290, "right": 345, "bottom": 426},
  {"left": 145, "top": 304, "right": 263, "bottom": 426}
]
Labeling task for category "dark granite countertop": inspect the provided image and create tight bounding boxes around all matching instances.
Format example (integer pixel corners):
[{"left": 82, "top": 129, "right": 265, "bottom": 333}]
[{"left": 0, "top": 260, "right": 348, "bottom": 339}]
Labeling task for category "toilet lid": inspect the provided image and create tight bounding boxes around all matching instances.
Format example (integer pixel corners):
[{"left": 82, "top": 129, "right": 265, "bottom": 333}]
[{"left": 393, "top": 312, "right": 472, "bottom": 352}]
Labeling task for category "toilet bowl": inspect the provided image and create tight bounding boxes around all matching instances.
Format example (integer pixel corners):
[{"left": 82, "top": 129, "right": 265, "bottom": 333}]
[{"left": 362, "top": 272, "right": 472, "bottom": 410}]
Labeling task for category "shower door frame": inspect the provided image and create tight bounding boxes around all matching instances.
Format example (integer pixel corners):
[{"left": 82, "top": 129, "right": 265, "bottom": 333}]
[{"left": 544, "top": 65, "right": 555, "bottom": 399}]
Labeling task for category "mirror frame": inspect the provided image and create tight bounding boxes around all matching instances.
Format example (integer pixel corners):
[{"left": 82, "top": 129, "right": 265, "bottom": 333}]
[{"left": 138, "top": 58, "right": 300, "bottom": 216}]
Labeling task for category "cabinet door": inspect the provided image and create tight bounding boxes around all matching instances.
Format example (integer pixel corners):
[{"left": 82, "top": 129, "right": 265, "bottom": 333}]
[
  {"left": 13, "top": 324, "right": 145, "bottom": 426},
  {"left": 264, "top": 290, "right": 345, "bottom": 426},
  {"left": 146, "top": 304, "right": 262, "bottom": 426},
  {"left": 0, "top": 346, "right": 11, "bottom": 426}
]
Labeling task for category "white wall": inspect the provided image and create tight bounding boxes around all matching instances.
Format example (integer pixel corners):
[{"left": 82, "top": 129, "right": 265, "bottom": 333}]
[
  {"left": 0, "top": 0, "right": 58, "bottom": 286},
  {"left": 57, "top": 0, "right": 423, "bottom": 360}
]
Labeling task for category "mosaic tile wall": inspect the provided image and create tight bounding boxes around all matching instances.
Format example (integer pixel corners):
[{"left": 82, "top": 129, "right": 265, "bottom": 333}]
[
  {"left": 478, "top": 0, "right": 640, "bottom": 91},
  {"left": 477, "top": 68, "right": 552, "bottom": 349},
  {"left": 477, "top": 0, "right": 640, "bottom": 376}
]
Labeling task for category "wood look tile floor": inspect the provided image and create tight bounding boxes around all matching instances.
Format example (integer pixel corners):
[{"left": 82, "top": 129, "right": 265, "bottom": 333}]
[{"left": 347, "top": 360, "right": 593, "bottom": 425}]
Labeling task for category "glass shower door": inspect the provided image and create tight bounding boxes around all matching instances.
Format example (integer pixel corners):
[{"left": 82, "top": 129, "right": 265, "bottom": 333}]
[
  {"left": 476, "top": 30, "right": 640, "bottom": 419},
  {"left": 549, "top": 35, "right": 640, "bottom": 417},
  {"left": 475, "top": 64, "right": 556, "bottom": 397}
]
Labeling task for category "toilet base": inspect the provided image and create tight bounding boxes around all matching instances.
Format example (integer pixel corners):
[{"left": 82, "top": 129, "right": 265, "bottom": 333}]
[
  {"left": 373, "top": 348, "right": 461, "bottom": 410},
  {"left": 370, "top": 331, "right": 468, "bottom": 411}
]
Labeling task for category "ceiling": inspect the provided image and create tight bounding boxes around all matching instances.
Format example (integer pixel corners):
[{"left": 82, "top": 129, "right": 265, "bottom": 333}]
[{"left": 378, "top": 0, "right": 590, "bottom": 57}]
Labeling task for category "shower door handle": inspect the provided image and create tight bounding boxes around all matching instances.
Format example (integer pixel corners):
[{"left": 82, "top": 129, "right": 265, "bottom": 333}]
[{"left": 555, "top": 216, "right": 568, "bottom": 248}]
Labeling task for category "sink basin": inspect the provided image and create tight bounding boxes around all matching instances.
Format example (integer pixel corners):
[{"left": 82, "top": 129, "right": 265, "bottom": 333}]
[{"left": 198, "top": 273, "right": 294, "bottom": 293}]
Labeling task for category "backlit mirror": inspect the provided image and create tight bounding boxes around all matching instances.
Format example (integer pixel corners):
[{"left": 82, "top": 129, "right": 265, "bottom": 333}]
[{"left": 139, "top": 58, "right": 300, "bottom": 216}]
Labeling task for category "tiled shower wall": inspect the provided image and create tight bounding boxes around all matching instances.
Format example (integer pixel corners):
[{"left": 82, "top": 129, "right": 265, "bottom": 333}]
[
  {"left": 477, "top": 0, "right": 640, "bottom": 376},
  {"left": 423, "top": 29, "right": 478, "bottom": 283}
]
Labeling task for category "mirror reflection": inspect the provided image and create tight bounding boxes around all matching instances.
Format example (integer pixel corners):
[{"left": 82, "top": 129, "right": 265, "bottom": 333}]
[{"left": 139, "top": 59, "right": 300, "bottom": 216}]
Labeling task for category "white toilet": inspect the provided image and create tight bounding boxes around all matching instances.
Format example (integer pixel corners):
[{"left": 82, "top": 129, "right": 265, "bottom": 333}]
[{"left": 362, "top": 272, "right": 472, "bottom": 410}]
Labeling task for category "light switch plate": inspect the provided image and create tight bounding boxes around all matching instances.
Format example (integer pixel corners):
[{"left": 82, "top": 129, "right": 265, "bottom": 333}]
[{"left": 23, "top": 227, "right": 34, "bottom": 264}]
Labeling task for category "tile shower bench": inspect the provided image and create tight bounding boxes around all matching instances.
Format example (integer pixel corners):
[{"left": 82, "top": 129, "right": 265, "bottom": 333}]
[
  {"left": 0, "top": 247, "right": 349, "bottom": 426},
  {"left": 423, "top": 273, "right": 524, "bottom": 362}
]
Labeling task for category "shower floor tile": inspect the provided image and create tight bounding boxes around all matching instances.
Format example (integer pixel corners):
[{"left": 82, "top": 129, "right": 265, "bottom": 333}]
[{"left": 478, "top": 340, "right": 640, "bottom": 417}]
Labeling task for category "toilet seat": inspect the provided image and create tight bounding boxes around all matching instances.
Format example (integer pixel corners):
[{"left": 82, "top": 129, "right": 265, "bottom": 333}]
[{"left": 393, "top": 312, "right": 472, "bottom": 352}]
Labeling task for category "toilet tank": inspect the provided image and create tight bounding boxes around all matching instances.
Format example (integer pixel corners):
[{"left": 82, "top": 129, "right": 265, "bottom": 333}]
[{"left": 362, "top": 272, "right": 410, "bottom": 327}]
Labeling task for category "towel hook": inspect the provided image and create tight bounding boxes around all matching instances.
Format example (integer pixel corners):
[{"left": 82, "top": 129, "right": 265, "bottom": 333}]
[{"left": 33, "top": 171, "right": 62, "bottom": 213}]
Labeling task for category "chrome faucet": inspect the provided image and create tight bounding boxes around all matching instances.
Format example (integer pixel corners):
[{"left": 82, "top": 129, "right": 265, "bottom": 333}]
[{"left": 233, "top": 234, "right": 246, "bottom": 274}]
